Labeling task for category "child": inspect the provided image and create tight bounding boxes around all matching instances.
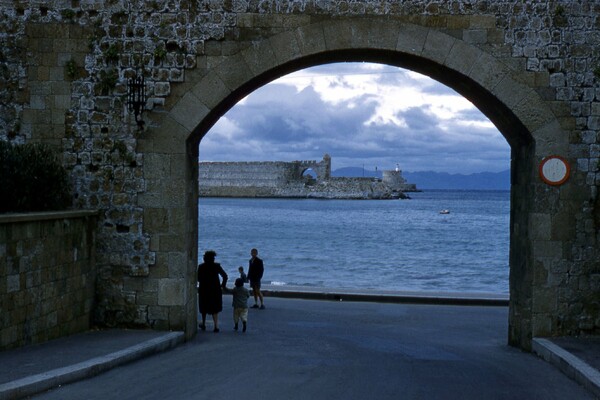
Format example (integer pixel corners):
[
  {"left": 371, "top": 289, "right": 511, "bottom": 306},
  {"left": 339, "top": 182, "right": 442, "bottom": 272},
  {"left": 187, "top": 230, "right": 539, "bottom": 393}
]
[
  {"left": 238, "top": 266, "right": 248, "bottom": 283},
  {"left": 231, "top": 278, "right": 249, "bottom": 332}
]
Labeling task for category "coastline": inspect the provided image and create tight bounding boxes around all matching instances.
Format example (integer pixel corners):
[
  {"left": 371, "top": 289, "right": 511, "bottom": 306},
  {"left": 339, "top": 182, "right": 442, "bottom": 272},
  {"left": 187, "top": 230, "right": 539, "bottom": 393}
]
[{"left": 254, "top": 284, "right": 509, "bottom": 307}]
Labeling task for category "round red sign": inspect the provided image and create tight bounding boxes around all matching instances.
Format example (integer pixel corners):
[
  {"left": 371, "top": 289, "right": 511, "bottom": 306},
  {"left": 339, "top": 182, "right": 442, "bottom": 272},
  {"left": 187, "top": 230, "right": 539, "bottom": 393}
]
[{"left": 539, "top": 155, "right": 570, "bottom": 186}]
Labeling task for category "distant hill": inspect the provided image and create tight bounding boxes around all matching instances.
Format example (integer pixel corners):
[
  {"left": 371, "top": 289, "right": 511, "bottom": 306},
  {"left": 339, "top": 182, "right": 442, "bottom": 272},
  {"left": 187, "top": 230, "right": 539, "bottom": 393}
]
[{"left": 332, "top": 167, "right": 510, "bottom": 190}]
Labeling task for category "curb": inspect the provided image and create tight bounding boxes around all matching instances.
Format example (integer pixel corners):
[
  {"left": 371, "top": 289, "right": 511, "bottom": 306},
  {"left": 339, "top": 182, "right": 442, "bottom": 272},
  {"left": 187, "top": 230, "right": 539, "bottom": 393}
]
[
  {"left": 532, "top": 338, "right": 600, "bottom": 399},
  {"left": 0, "top": 331, "right": 185, "bottom": 400},
  {"left": 261, "top": 289, "right": 509, "bottom": 307}
]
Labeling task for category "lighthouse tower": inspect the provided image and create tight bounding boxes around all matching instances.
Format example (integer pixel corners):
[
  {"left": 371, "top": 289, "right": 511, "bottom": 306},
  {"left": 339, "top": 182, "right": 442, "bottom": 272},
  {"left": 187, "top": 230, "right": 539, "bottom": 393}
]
[{"left": 382, "top": 165, "right": 407, "bottom": 190}]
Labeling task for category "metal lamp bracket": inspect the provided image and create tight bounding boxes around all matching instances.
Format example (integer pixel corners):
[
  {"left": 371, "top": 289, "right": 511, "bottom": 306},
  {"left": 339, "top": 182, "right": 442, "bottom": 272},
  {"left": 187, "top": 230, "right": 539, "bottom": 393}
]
[{"left": 127, "top": 73, "right": 146, "bottom": 130}]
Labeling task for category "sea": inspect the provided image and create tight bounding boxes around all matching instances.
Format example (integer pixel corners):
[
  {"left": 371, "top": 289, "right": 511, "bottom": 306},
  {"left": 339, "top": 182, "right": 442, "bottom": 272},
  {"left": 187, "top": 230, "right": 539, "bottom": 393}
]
[{"left": 198, "top": 190, "right": 510, "bottom": 295}]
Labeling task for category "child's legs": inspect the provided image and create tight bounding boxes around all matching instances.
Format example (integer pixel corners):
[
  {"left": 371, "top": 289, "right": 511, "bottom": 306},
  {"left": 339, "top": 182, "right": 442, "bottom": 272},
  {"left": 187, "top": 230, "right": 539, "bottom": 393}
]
[
  {"left": 233, "top": 308, "right": 243, "bottom": 324},
  {"left": 240, "top": 308, "right": 248, "bottom": 323}
]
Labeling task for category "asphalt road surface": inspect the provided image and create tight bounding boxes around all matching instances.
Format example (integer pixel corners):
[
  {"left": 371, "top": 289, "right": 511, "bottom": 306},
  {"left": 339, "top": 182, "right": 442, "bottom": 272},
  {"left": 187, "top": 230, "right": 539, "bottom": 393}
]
[{"left": 32, "top": 297, "right": 593, "bottom": 399}]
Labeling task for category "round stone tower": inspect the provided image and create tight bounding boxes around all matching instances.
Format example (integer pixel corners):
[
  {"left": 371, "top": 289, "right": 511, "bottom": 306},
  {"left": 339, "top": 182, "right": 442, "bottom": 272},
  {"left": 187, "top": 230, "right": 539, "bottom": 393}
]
[{"left": 382, "top": 169, "right": 406, "bottom": 189}]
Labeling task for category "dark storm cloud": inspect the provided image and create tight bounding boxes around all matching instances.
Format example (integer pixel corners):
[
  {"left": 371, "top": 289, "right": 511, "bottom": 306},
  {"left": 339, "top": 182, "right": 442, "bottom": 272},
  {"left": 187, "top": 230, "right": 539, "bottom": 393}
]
[
  {"left": 399, "top": 107, "right": 439, "bottom": 133},
  {"left": 225, "top": 84, "right": 377, "bottom": 144},
  {"left": 201, "top": 63, "right": 511, "bottom": 174}
]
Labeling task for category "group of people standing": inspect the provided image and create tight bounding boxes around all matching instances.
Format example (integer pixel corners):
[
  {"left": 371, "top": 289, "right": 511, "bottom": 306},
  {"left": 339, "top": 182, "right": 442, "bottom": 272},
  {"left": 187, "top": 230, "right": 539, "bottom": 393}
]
[{"left": 197, "top": 248, "right": 265, "bottom": 333}]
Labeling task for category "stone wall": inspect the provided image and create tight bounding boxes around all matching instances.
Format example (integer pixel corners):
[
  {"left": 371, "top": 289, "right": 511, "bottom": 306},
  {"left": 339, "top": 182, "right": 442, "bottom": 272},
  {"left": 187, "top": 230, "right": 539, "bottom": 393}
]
[
  {"left": 200, "top": 161, "right": 304, "bottom": 188},
  {"left": 0, "top": 211, "right": 98, "bottom": 350},
  {"left": 199, "top": 158, "right": 416, "bottom": 198},
  {"left": 0, "top": 1, "right": 598, "bottom": 349},
  {"left": 200, "top": 177, "right": 405, "bottom": 199},
  {"left": 295, "top": 178, "right": 409, "bottom": 199},
  {"left": 199, "top": 156, "right": 331, "bottom": 190}
]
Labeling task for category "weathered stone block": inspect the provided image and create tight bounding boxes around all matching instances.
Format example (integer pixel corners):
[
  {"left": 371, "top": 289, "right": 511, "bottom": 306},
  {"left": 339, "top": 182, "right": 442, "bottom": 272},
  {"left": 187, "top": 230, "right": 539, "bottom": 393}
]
[
  {"left": 422, "top": 29, "right": 455, "bottom": 64},
  {"left": 468, "top": 51, "right": 509, "bottom": 92},
  {"left": 158, "top": 278, "right": 185, "bottom": 306},
  {"left": 463, "top": 29, "right": 487, "bottom": 44},
  {"left": 241, "top": 38, "right": 278, "bottom": 77},
  {"left": 148, "top": 305, "right": 169, "bottom": 320},
  {"left": 529, "top": 213, "right": 551, "bottom": 240},
  {"left": 7, "top": 275, "right": 20, "bottom": 293},
  {"left": 166, "top": 92, "right": 207, "bottom": 133},
  {"left": 377, "top": 19, "right": 409, "bottom": 50},
  {"left": 144, "top": 208, "right": 169, "bottom": 233},
  {"left": 531, "top": 314, "right": 553, "bottom": 337},
  {"left": 294, "top": 22, "right": 326, "bottom": 56},
  {"left": 168, "top": 153, "right": 188, "bottom": 180},
  {"left": 154, "top": 82, "right": 171, "bottom": 97},
  {"left": 168, "top": 305, "right": 186, "bottom": 329},
  {"left": 551, "top": 211, "right": 576, "bottom": 241},
  {"left": 269, "top": 28, "right": 302, "bottom": 65},
  {"left": 159, "top": 234, "right": 186, "bottom": 252},
  {"left": 190, "top": 69, "right": 232, "bottom": 110},
  {"left": 168, "top": 252, "right": 187, "bottom": 279},
  {"left": 123, "top": 276, "right": 144, "bottom": 291},
  {"left": 491, "top": 75, "right": 528, "bottom": 110},
  {"left": 533, "top": 240, "right": 563, "bottom": 260},
  {"left": 445, "top": 39, "right": 482, "bottom": 75},
  {"left": 144, "top": 153, "right": 171, "bottom": 179},
  {"left": 514, "top": 91, "right": 558, "bottom": 134},
  {"left": 533, "top": 287, "right": 558, "bottom": 314}
]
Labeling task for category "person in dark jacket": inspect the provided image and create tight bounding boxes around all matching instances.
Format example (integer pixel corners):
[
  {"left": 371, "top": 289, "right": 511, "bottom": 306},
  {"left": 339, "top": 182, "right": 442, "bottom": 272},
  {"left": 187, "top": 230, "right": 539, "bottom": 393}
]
[
  {"left": 197, "top": 250, "right": 228, "bottom": 332},
  {"left": 247, "top": 248, "right": 265, "bottom": 309}
]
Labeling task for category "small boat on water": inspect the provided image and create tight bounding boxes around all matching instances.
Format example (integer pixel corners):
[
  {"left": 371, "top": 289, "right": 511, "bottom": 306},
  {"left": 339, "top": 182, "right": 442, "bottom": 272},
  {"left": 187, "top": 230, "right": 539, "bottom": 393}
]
[{"left": 439, "top": 209, "right": 450, "bottom": 214}]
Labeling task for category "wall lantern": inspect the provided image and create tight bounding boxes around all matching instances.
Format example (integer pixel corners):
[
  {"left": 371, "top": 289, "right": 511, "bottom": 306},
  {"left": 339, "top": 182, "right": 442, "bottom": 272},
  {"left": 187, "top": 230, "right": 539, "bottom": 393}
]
[{"left": 127, "top": 73, "right": 146, "bottom": 130}]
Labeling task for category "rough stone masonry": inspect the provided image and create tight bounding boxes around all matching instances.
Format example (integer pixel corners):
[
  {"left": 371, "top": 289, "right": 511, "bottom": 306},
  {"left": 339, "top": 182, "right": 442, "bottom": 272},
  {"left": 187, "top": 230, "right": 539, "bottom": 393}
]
[{"left": 0, "top": 1, "right": 599, "bottom": 350}]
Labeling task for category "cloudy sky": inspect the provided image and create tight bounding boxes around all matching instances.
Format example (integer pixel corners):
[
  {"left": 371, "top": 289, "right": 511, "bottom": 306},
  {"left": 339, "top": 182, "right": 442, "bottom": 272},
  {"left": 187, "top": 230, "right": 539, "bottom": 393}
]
[{"left": 199, "top": 62, "right": 510, "bottom": 175}]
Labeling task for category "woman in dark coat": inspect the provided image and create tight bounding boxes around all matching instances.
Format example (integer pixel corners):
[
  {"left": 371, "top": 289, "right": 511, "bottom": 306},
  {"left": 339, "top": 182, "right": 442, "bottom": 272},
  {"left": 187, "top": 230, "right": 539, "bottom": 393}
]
[{"left": 197, "top": 250, "right": 228, "bottom": 332}]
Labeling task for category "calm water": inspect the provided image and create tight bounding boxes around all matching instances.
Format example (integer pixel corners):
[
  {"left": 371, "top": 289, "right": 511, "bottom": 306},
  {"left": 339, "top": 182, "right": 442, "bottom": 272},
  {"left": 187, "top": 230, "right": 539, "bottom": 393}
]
[{"left": 198, "top": 190, "right": 510, "bottom": 294}]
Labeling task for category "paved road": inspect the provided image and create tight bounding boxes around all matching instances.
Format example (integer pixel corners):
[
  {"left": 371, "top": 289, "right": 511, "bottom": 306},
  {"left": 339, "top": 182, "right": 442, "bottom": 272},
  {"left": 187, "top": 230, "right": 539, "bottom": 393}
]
[{"left": 32, "top": 298, "right": 593, "bottom": 400}]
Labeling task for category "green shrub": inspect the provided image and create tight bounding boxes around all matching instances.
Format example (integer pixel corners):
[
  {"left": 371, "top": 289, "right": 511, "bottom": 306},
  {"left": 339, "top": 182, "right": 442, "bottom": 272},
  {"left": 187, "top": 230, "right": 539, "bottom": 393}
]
[{"left": 0, "top": 141, "right": 72, "bottom": 213}]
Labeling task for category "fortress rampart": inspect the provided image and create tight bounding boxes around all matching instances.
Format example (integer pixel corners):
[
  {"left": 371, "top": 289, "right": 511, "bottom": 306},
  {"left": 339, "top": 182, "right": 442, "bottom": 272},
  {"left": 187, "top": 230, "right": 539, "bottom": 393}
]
[
  {"left": 199, "top": 154, "right": 330, "bottom": 188},
  {"left": 199, "top": 155, "right": 416, "bottom": 199}
]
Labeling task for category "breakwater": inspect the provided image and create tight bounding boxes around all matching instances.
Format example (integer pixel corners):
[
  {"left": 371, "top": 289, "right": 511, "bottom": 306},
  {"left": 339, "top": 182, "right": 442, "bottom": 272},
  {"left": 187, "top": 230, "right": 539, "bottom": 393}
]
[{"left": 199, "top": 155, "right": 417, "bottom": 199}]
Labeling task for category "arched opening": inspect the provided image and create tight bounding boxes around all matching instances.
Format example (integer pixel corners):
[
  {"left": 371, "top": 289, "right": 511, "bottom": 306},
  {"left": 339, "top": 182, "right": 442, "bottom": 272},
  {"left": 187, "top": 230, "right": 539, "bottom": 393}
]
[
  {"left": 175, "top": 22, "right": 546, "bottom": 348},
  {"left": 189, "top": 48, "right": 533, "bottom": 149},
  {"left": 302, "top": 168, "right": 318, "bottom": 184},
  {"left": 198, "top": 62, "right": 511, "bottom": 294}
]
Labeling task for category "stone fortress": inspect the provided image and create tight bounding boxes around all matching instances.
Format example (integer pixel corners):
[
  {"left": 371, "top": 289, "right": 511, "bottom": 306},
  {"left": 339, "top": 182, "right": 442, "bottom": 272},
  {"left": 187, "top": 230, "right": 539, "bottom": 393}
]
[{"left": 199, "top": 154, "right": 418, "bottom": 199}]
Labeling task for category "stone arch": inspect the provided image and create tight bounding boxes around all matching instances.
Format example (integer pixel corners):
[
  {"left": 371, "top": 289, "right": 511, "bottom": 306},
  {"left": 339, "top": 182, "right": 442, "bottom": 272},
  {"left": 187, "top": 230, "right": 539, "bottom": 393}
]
[
  {"left": 160, "top": 18, "right": 561, "bottom": 348},
  {"left": 300, "top": 166, "right": 315, "bottom": 178},
  {"left": 296, "top": 156, "right": 330, "bottom": 181},
  {"left": 301, "top": 168, "right": 318, "bottom": 184}
]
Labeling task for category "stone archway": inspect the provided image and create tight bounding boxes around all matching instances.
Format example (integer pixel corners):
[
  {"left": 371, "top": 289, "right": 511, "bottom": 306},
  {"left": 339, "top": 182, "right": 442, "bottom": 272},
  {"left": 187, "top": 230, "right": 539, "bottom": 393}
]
[
  {"left": 3, "top": 2, "right": 599, "bottom": 354},
  {"left": 152, "top": 18, "right": 565, "bottom": 349}
]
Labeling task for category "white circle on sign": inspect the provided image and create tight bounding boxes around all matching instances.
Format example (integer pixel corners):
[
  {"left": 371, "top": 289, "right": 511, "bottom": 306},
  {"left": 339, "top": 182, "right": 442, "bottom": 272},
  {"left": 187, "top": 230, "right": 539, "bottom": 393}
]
[{"left": 539, "top": 156, "right": 570, "bottom": 186}]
